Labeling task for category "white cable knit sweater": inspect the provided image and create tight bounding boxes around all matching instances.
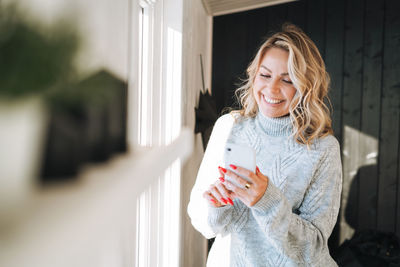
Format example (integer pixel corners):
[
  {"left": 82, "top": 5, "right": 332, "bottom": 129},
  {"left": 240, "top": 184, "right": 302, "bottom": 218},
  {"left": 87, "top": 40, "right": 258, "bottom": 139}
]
[{"left": 187, "top": 112, "right": 342, "bottom": 267}]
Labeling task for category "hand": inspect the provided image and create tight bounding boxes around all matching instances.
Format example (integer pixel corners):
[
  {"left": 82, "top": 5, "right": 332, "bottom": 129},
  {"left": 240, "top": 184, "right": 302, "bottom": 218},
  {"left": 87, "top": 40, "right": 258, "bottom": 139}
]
[
  {"left": 219, "top": 165, "right": 268, "bottom": 207},
  {"left": 203, "top": 179, "right": 234, "bottom": 208}
]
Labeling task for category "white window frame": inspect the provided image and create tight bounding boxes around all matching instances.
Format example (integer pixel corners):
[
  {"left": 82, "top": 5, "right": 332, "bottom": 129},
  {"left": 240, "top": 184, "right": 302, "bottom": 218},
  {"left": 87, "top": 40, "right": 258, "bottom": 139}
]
[{"left": 131, "top": 0, "right": 183, "bottom": 266}]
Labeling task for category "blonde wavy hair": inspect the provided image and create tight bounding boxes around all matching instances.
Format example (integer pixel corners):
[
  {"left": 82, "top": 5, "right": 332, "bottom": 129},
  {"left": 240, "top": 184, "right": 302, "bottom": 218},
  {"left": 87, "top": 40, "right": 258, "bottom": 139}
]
[{"left": 234, "top": 23, "right": 333, "bottom": 146}]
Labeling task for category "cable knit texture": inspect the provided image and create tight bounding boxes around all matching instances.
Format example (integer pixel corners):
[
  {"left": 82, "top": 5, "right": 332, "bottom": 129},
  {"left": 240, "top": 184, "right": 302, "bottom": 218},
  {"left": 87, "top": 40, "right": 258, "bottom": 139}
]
[{"left": 187, "top": 112, "right": 342, "bottom": 267}]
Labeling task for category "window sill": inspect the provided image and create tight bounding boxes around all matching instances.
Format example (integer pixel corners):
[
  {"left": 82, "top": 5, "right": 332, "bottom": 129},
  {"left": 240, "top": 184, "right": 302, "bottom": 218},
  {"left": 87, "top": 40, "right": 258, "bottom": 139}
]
[{"left": 0, "top": 128, "right": 193, "bottom": 267}]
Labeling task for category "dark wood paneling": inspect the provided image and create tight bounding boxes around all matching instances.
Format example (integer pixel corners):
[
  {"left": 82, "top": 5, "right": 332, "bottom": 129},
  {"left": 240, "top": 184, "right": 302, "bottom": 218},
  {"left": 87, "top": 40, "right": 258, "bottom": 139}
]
[
  {"left": 325, "top": 0, "right": 345, "bottom": 144},
  {"left": 266, "top": 4, "right": 288, "bottom": 33},
  {"left": 212, "top": 15, "right": 230, "bottom": 113},
  {"left": 245, "top": 8, "right": 269, "bottom": 66},
  {"left": 357, "top": 0, "right": 384, "bottom": 231},
  {"left": 340, "top": 0, "right": 364, "bottom": 239},
  {"left": 325, "top": 0, "right": 345, "bottom": 250},
  {"left": 287, "top": 0, "right": 307, "bottom": 30},
  {"left": 306, "top": 0, "right": 326, "bottom": 59},
  {"left": 213, "top": 13, "right": 248, "bottom": 112},
  {"left": 378, "top": 0, "right": 400, "bottom": 233},
  {"left": 342, "top": 0, "right": 364, "bottom": 132},
  {"left": 398, "top": 121, "right": 400, "bottom": 236}
]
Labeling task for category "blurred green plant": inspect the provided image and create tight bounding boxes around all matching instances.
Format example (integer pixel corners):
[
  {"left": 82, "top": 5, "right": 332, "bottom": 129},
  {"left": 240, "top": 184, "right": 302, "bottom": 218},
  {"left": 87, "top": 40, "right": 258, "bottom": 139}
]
[{"left": 0, "top": 4, "right": 79, "bottom": 99}]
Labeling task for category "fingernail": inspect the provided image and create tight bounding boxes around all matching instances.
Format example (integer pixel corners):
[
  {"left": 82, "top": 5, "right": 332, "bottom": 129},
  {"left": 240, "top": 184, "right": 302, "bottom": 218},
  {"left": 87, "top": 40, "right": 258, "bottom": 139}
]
[
  {"left": 218, "top": 166, "right": 227, "bottom": 173},
  {"left": 256, "top": 166, "right": 260, "bottom": 173},
  {"left": 210, "top": 199, "right": 216, "bottom": 203},
  {"left": 221, "top": 198, "right": 227, "bottom": 204},
  {"left": 219, "top": 176, "right": 225, "bottom": 182},
  {"left": 229, "top": 164, "right": 237, "bottom": 170},
  {"left": 227, "top": 198, "right": 234, "bottom": 205}
]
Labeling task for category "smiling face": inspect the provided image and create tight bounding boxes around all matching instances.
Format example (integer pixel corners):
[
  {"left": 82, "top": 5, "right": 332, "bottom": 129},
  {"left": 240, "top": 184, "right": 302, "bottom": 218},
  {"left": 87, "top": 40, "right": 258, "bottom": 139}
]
[{"left": 253, "top": 47, "right": 297, "bottom": 118}]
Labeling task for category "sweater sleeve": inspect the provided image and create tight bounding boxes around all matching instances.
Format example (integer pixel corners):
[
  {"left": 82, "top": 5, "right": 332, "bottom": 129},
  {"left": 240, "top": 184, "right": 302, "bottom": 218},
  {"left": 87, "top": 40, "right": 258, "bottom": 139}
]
[
  {"left": 187, "top": 114, "right": 239, "bottom": 239},
  {"left": 250, "top": 138, "right": 342, "bottom": 264}
]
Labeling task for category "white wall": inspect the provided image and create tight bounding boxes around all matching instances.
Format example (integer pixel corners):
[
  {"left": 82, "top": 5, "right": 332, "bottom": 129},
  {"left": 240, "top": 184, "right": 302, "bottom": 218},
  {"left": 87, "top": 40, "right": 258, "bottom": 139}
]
[{"left": 181, "top": 1, "right": 213, "bottom": 266}]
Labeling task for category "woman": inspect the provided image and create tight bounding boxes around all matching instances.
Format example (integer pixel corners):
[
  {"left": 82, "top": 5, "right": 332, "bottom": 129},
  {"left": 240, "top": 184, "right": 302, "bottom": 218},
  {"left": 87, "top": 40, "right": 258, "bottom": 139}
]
[{"left": 187, "top": 24, "right": 342, "bottom": 266}]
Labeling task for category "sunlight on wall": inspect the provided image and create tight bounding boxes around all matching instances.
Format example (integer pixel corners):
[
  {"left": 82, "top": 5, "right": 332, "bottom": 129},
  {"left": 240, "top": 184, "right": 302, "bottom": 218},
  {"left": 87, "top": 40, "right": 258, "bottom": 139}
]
[
  {"left": 162, "top": 26, "right": 182, "bottom": 267},
  {"left": 340, "top": 125, "right": 379, "bottom": 243},
  {"left": 138, "top": 6, "right": 151, "bottom": 146},
  {"left": 165, "top": 27, "right": 182, "bottom": 144}
]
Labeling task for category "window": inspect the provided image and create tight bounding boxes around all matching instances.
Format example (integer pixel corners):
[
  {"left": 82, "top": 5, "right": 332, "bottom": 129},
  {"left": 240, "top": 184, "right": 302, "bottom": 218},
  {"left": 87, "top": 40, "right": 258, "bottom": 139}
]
[{"left": 134, "top": 0, "right": 183, "bottom": 266}]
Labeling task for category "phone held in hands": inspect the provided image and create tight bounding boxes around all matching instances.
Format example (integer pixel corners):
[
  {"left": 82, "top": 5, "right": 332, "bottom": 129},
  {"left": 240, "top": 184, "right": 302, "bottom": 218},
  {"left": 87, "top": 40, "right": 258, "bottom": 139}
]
[{"left": 223, "top": 143, "right": 256, "bottom": 188}]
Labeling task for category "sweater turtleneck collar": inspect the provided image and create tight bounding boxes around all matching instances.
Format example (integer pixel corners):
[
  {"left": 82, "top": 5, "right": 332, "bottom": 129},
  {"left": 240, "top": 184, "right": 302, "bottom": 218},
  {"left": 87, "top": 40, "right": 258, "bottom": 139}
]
[{"left": 255, "top": 110, "right": 293, "bottom": 137}]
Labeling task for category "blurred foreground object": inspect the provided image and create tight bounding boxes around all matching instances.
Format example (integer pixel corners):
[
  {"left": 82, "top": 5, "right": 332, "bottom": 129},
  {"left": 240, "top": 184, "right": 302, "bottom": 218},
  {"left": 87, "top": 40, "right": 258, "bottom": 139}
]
[
  {"left": 0, "top": 97, "right": 47, "bottom": 224},
  {"left": 0, "top": 3, "right": 78, "bottom": 222},
  {"left": 41, "top": 70, "right": 128, "bottom": 181},
  {"left": 0, "top": 4, "right": 78, "bottom": 99}
]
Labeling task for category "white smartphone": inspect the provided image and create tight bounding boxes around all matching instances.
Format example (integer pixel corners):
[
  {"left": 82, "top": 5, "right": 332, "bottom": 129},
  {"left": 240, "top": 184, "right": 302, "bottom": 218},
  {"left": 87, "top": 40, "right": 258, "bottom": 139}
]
[{"left": 223, "top": 143, "right": 256, "bottom": 188}]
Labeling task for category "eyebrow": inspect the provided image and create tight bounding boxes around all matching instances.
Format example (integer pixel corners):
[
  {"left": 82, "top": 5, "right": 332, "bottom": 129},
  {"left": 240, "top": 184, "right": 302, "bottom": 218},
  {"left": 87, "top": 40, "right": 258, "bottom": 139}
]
[{"left": 260, "top": 65, "right": 289, "bottom": 76}]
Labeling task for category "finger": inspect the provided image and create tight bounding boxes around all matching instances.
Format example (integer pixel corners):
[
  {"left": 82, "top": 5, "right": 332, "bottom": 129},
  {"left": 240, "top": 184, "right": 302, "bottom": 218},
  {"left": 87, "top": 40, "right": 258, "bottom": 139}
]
[
  {"left": 209, "top": 185, "right": 228, "bottom": 205},
  {"left": 215, "top": 182, "right": 229, "bottom": 199},
  {"left": 203, "top": 190, "right": 221, "bottom": 207},
  {"left": 228, "top": 164, "right": 257, "bottom": 180},
  {"left": 224, "top": 180, "right": 247, "bottom": 196},
  {"left": 216, "top": 183, "right": 234, "bottom": 205},
  {"left": 224, "top": 180, "right": 249, "bottom": 202},
  {"left": 255, "top": 166, "right": 269, "bottom": 184},
  {"left": 225, "top": 169, "right": 253, "bottom": 188},
  {"left": 218, "top": 166, "right": 227, "bottom": 176}
]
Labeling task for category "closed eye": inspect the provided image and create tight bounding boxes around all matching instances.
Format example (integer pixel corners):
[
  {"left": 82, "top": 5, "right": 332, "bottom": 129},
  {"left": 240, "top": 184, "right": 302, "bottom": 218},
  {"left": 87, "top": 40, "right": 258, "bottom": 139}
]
[
  {"left": 282, "top": 79, "right": 293, "bottom": 84},
  {"left": 260, "top": 74, "right": 271, "bottom": 78}
]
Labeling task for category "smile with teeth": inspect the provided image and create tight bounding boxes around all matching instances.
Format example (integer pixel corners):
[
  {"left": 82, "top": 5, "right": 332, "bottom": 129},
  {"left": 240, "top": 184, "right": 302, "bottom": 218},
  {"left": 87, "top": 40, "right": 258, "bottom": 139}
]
[{"left": 263, "top": 95, "right": 284, "bottom": 104}]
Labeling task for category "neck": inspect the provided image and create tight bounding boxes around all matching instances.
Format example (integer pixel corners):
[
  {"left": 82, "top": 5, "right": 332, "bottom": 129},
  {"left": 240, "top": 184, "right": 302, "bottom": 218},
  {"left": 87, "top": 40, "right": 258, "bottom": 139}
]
[{"left": 255, "top": 110, "right": 293, "bottom": 137}]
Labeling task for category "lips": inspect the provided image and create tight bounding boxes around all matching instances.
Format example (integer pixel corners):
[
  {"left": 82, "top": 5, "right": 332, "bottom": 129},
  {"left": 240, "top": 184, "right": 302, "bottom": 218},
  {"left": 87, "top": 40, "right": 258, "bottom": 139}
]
[{"left": 263, "top": 94, "right": 284, "bottom": 104}]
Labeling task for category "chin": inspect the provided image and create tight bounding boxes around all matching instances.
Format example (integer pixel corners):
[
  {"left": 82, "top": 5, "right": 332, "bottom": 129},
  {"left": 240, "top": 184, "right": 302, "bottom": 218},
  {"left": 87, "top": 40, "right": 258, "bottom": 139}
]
[{"left": 259, "top": 107, "right": 289, "bottom": 118}]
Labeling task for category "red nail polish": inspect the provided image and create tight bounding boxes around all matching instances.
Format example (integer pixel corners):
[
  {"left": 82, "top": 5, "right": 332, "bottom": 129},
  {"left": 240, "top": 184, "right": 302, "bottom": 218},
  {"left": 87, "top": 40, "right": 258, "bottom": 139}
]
[
  {"left": 227, "top": 198, "right": 234, "bottom": 205},
  {"left": 219, "top": 176, "right": 225, "bottom": 182},
  {"left": 256, "top": 166, "right": 260, "bottom": 173},
  {"left": 221, "top": 198, "right": 227, "bottom": 204},
  {"left": 229, "top": 164, "right": 237, "bottom": 170},
  {"left": 218, "top": 166, "right": 227, "bottom": 173},
  {"left": 210, "top": 199, "right": 216, "bottom": 203}
]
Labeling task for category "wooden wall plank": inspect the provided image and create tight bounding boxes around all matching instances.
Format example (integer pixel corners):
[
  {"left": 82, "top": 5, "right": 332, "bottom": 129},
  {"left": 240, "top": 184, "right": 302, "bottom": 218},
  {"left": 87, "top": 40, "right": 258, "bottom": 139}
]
[
  {"left": 357, "top": 0, "right": 384, "bottom": 231},
  {"left": 378, "top": 0, "right": 400, "bottom": 233},
  {"left": 212, "top": 15, "right": 229, "bottom": 113},
  {"left": 287, "top": 0, "right": 307, "bottom": 30},
  {"left": 212, "top": 13, "right": 248, "bottom": 112},
  {"left": 398, "top": 119, "right": 400, "bottom": 236},
  {"left": 306, "top": 0, "right": 326, "bottom": 59},
  {"left": 325, "top": 0, "right": 345, "bottom": 145},
  {"left": 340, "top": 0, "right": 364, "bottom": 243},
  {"left": 245, "top": 8, "right": 269, "bottom": 66},
  {"left": 266, "top": 4, "right": 288, "bottom": 33},
  {"left": 325, "top": 0, "right": 345, "bottom": 250}
]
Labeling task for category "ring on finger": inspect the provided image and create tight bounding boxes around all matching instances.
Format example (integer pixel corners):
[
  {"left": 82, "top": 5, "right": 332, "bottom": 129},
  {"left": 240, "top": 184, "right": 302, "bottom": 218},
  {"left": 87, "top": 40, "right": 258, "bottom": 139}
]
[{"left": 245, "top": 183, "right": 251, "bottom": 189}]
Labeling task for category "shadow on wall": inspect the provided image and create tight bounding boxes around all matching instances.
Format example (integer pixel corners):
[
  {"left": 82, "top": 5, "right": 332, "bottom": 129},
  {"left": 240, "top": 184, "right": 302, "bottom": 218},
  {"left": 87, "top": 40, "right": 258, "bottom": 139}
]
[
  {"left": 345, "top": 165, "right": 377, "bottom": 233},
  {"left": 332, "top": 126, "right": 400, "bottom": 266},
  {"left": 332, "top": 163, "right": 400, "bottom": 266}
]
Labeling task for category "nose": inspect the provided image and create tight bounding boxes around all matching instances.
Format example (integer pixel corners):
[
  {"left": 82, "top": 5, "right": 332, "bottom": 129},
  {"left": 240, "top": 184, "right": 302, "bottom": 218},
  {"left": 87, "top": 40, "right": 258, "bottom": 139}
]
[{"left": 267, "top": 78, "right": 280, "bottom": 94}]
